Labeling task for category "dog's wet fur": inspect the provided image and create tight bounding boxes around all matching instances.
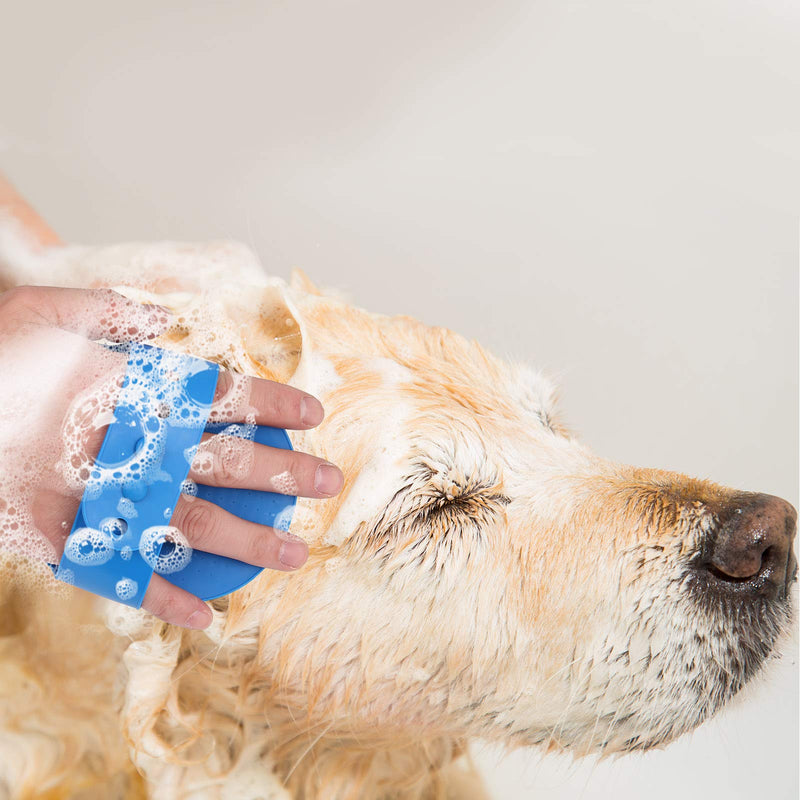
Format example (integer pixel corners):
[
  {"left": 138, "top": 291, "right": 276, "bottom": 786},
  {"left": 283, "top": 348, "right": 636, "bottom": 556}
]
[{"left": 0, "top": 236, "right": 795, "bottom": 800}]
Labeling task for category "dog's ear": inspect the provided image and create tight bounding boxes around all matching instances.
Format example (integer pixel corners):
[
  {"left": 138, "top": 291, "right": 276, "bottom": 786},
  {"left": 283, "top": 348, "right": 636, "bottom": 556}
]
[{"left": 290, "top": 268, "right": 323, "bottom": 296}]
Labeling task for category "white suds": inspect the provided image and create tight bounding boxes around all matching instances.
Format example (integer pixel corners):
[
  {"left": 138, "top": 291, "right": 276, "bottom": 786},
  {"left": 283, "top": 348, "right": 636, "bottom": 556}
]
[{"left": 270, "top": 470, "right": 299, "bottom": 495}]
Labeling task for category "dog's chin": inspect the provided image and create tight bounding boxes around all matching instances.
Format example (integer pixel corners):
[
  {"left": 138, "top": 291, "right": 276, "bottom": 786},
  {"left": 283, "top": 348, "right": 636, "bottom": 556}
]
[
  {"left": 644, "top": 605, "right": 791, "bottom": 753},
  {"left": 508, "top": 584, "right": 794, "bottom": 760}
]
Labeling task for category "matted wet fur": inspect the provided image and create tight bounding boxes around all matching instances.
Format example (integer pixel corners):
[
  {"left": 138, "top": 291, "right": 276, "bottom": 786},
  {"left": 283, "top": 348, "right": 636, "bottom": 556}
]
[{"left": 0, "top": 232, "right": 795, "bottom": 800}]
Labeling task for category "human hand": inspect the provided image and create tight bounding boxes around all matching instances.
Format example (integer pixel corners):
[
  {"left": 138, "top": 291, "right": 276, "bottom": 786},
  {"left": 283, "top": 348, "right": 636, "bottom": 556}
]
[{"left": 0, "top": 285, "right": 342, "bottom": 629}]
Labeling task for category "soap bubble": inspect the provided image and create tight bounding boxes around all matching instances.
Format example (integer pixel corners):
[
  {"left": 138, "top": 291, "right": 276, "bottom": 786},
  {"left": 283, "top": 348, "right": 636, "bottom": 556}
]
[
  {"left": 117, "top": 497, "right": 138, "bottom": 518},
  {"left": 115, "top": 577, "right": 138, "bottom": 600},
  {"left": 139, "top": 525, "right": 192, "bottom": 575},
  {"left": 57, "top": 567, "right": 75, "bottom": 585},
  {"left": 59, "top": 345, "right": 218, "bottom": 499},
  {"left": 272, "top": 505, "right": 294, "bottom": 533},
  {"left": 100, "top": 516, "right": 128, "bottom": 538},
  {"left": 64, "top": 526, "right": 114, "bottom": 566},
  {"left": 180, "top": 479, "right": 198, "bottom": 497},
  {"left": 207, "top": 370, "right": 252, "bottom": 424},
  {"left": 271, "top": 470, "right": 299, "bottom": 495}
]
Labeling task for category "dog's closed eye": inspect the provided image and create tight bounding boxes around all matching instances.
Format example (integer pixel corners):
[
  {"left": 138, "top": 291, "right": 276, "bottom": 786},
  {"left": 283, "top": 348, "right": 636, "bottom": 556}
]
[
  {"left": 417, "top": 466, "right": 510, "bottom": 528},
  {"left": 367, "top": 446, "right": 510, "bottom": 571}
]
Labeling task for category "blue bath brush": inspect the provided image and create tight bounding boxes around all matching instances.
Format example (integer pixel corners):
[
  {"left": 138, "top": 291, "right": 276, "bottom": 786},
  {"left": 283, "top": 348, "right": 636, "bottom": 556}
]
[{"left": 52, "top": 343, "right": 296, "bottom": 606}]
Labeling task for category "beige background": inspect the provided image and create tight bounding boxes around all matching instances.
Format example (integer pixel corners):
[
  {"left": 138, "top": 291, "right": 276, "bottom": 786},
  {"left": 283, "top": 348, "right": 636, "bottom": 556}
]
[{"left": 2, "top": 1, "right": 797, "bottom": 797}]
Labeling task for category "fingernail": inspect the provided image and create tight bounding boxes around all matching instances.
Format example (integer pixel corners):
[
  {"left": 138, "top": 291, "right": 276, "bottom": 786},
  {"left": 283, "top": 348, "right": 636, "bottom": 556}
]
[
  {"left": 314, "top": 463, "right": 342, "bottom": 496},
  {"left": 185, "top": 606, "right": 212, "bottom": 629},
  {"left": 300, "top": 396, "right": 324, "bottom": 427},
  {"left": 276, "top": 529, "right": 308, "bottom": 569}
]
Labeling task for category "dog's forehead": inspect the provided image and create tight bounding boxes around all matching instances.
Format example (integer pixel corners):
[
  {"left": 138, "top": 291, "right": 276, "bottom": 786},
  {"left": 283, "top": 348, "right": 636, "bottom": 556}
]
[{"left": 295, "top": 291, "right": 559, "bottom": 430}]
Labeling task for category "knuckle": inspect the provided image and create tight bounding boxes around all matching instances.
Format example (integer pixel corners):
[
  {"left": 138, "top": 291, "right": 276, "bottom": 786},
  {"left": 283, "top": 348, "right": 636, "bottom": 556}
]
[
  {"left": 247, "top": 531, "right": 275, "bottom": 567},
  {"left": 0, "top": 286, "right": 59, "bottom": 332},
  {"left": 276, "top": 388, "right": 297, "bottom": 419},
  {"left": 268, "top": 383, "right": 298, "bottom": 422},
  {"left": 147, "top": 587, "right": 181, "bottom": 623},
  {"left": 0, "top": 285, "right": 36, "bottom": 315},
  {"left": 179, "top": 501, "right": 220, "bottom": 548},
  {"left": 212, "top": 370, "right": 234, "bottom": 404},
  {"left": 270, "top": 458, "right": 302, "bottom": 495},
  {"left": 198, "top": 438, "right": 238, "bottom": 485},
  {"left": 210, "top": 451, "right": 239, "bottom": 485}
]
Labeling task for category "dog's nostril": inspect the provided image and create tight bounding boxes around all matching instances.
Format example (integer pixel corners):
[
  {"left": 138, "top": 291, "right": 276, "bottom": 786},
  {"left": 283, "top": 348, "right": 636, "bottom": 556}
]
[
  {"left": 703, "top": 494, "right": 796, "bottom": 593},
  {"left": 710, "top": 544, "right": 777, "bottom": 582},
  {"left": 707, "top": 562, "right": 760, "bottom": 583}
]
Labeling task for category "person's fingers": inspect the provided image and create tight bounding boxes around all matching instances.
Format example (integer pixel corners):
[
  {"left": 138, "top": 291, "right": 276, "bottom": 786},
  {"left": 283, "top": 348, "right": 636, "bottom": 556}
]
[
  {"left": 141, "top": 573, "right": 212, "bottom": 629},
  {"left": 170, "top": 495, "right": 308, "bottom": 570},
  {"left": 188, "top": 432, "right": 343, "bottom": 497},
  {"left": 210, "top": 370, "right": 325, "bottom": 429},
  {"left": 31, "top": 487, "right": 310, "bottom": 569},
  {"left": 0, "top": 285, "right": 171, "bottom": 341},
  {"left": 30, "top": 490, "right": 213, "bottom": 629}
]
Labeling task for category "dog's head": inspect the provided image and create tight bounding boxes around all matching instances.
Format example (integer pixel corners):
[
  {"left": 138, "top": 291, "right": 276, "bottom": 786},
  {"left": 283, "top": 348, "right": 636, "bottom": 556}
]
[{"left": 142, "top": 262, "right": 795, "bottom": 758}]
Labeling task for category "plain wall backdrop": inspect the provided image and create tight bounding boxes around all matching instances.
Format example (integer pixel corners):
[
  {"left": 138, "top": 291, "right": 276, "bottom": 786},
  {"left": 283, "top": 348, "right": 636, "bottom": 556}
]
[{"left": 2, "top": 1, "right": 797, "bottom": 798}]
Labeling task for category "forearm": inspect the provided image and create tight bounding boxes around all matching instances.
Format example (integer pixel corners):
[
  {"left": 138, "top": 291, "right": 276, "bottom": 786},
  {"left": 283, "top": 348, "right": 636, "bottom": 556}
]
[{"left": 0, "top": 172, "right": 61, "bottom": 247}]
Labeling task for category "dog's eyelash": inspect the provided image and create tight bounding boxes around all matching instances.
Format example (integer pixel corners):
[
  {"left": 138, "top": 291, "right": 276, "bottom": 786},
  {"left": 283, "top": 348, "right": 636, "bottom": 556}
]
[
  {"left": 418, "top": 484, "right": 510, "bottom": 519},
  {"left": 367, "top": 465, "right": 509, "bottom": 547}
]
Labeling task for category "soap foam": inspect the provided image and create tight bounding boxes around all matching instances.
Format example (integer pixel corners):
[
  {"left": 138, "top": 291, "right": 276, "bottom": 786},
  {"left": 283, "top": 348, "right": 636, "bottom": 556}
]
[
  {"left": 115, "top": 577, "right": 138, "bottom": 601},
  {"left": 272, "top": 505, "right": 294, "bottom": 533},
  {"left": 139, "top": 526, "right": 192, "bottom": 575},
  {"left": 180, "top": 479, "right": 198, "bottom": 497},
  {"left": 188, "top": 418, "right": 257, "bottom": 483},
  {"left": 63, "top": 527, "right": 115, "bottom": 567},
  {"left": 60, "top": 346, "right": 217, "bottom": 500},
  {"left": 0, "top": 328, "right": 104, "bottom": 568},
  {"left": 208, "top": 371, "right": 253, "bottom": 424},
  {"left": 270, "top": 470, "right": 299, "bottom": 495},
  {"left": 117, "top": 497, "right": 138, "bottom": 518},
  {"left": 54, "top": 289, "right": 172, "bottom": 343}
]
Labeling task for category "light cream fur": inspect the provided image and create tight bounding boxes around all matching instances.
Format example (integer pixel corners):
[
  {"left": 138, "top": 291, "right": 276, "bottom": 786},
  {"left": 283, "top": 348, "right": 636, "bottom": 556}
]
[{"left": 0, "top": 228, "right": 794, "bottom": 800}]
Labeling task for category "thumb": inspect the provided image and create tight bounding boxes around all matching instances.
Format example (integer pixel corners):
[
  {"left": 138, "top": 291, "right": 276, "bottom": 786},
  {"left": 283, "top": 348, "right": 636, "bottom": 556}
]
[{"left": 0, "top": 285, "right": 171, "bottom": 342}]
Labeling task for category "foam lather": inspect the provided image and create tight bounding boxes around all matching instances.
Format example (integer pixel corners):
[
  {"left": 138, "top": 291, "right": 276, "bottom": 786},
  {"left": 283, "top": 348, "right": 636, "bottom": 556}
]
[{"left": 53, "top": 343, "right": 296, "bottom": 607}]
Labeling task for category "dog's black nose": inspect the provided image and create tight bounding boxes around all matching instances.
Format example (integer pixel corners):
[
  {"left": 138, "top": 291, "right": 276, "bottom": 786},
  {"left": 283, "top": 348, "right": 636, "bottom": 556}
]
[{"left": 704, "top": 494, "right": 797, "bottom": 598}]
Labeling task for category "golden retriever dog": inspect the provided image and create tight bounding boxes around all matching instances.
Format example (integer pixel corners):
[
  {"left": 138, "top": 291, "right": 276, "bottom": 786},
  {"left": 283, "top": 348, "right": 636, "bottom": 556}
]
[{"left": 0, "top": 200, "right": 796, "bottom": 799}]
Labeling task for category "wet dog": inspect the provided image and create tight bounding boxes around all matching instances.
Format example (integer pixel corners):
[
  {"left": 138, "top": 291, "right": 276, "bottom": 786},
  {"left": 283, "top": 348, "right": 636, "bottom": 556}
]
[{"left": 0, "top": 233, "right": 795, "bottom": 799}]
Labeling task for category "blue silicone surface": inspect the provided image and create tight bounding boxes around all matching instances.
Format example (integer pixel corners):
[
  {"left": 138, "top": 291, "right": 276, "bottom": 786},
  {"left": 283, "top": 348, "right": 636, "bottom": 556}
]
[
  {"left": 54, "top": 343, "right": 296, "bottom": 606},
  {"left": 167, "top": 422, "right": 295, "bottom": 601}
]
